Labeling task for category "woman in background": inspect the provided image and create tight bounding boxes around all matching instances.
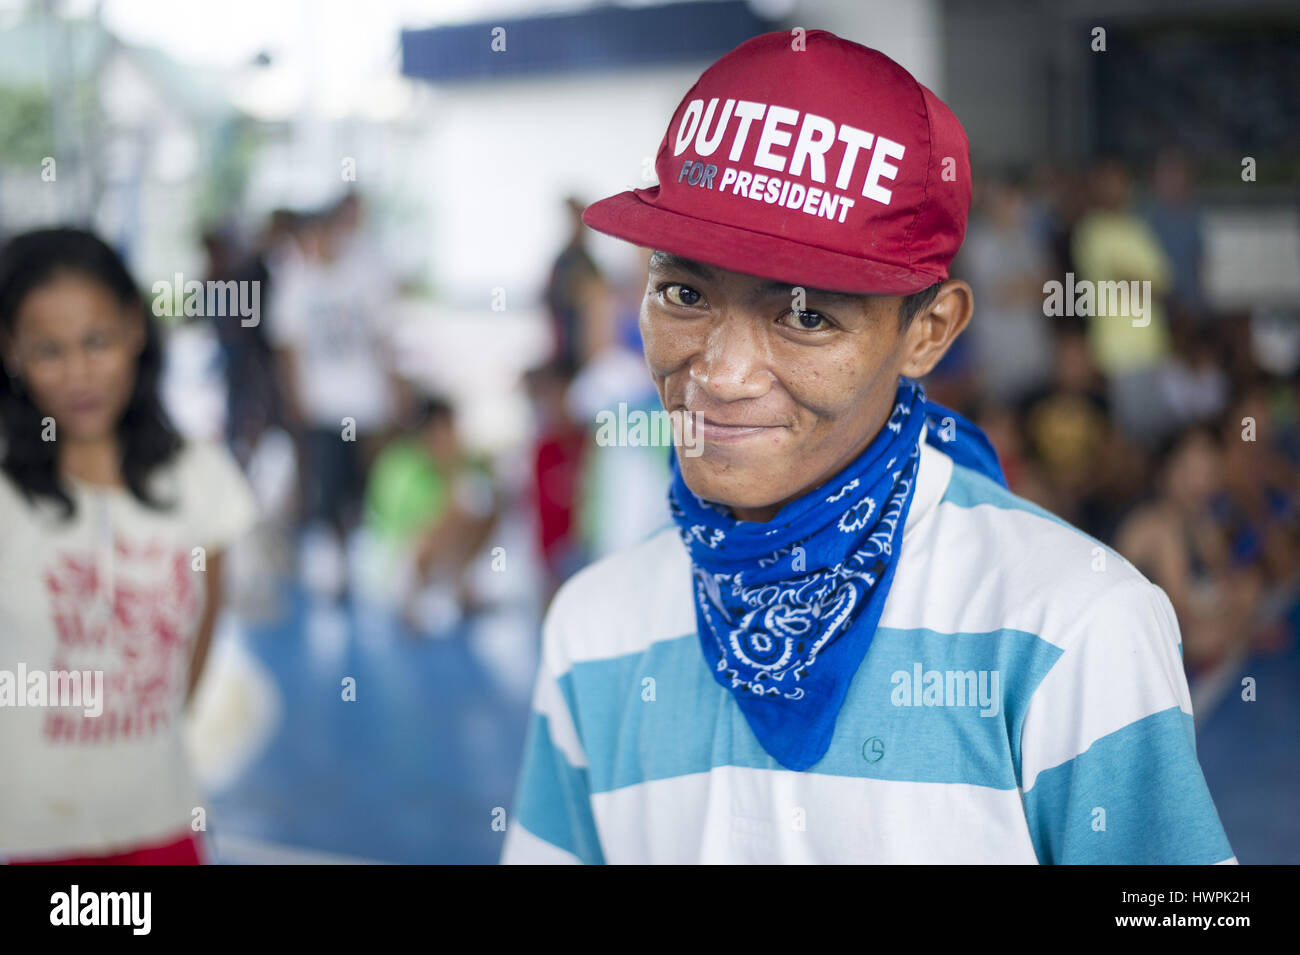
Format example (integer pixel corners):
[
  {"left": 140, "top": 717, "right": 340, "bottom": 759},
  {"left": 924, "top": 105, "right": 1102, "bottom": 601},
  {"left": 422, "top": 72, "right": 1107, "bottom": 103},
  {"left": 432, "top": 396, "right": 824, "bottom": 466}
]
[{"left": 0, "top": 228, "right": 256, "bottom": 864}]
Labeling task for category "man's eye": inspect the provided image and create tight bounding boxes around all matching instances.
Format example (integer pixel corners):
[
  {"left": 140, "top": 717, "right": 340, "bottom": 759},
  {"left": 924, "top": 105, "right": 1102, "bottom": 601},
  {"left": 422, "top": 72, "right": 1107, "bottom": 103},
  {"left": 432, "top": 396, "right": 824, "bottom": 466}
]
[
  {"left": 663, "top": 284, "right": 702, "bottom": 307},
  {"left": 783, "top": 309, "right": 831, "bottom": 331}
]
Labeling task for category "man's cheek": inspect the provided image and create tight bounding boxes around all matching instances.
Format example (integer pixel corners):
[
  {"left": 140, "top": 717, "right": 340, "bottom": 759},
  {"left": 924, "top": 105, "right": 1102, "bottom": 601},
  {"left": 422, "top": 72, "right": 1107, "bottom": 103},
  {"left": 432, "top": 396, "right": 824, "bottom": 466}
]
[{"left": 640, "top": 316, "right": 695, "bottom": 376}]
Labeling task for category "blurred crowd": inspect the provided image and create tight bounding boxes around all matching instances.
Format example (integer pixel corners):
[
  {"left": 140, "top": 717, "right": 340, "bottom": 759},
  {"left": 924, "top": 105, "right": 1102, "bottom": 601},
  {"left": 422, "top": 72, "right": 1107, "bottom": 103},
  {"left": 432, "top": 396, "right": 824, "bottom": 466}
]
[
  {"left": 191, "top": 183, "right": 669, "bottom": 644},
  {"left": 183, "top": 149, "right": 1298, "bottom": 688},
  {"left": 519, "top": 151, "right": 1300, "bottom": 688},
  {"left": 932, "top": 150, "right": 1300, "bottom": 681},
  {"left": 192, "top": 192, "right": 498, "bottom": 635}
]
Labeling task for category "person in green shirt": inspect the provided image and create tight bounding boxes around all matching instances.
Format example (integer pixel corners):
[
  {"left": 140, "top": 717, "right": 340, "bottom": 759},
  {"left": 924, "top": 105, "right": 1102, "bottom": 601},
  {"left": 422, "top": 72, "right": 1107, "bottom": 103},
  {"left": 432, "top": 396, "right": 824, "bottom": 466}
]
[{"left": 363, "top": 396, "right": 498, "bottom": 635}]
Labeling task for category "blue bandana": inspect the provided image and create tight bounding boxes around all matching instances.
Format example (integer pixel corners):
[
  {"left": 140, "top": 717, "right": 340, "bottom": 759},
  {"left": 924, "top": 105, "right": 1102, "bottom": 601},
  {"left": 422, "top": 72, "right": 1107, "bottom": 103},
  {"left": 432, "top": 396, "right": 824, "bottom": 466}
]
[{"left": 667, "top": 377, "right": 1007, "bottom": 771}]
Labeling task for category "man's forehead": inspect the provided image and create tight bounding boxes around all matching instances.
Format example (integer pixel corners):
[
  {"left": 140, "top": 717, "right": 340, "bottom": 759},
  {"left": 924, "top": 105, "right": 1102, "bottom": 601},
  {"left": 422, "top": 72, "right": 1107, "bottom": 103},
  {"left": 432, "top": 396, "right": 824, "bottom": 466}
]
[{"left": 647, "top": 250, "right": 877, "bottom": 303}]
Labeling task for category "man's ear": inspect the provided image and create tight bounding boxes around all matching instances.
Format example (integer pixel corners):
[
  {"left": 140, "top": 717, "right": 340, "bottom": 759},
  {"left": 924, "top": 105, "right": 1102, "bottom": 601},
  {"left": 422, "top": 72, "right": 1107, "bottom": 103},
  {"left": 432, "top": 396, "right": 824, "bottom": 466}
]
[{"left": 898, "top": 279, "right": 973, "bottom": 379}]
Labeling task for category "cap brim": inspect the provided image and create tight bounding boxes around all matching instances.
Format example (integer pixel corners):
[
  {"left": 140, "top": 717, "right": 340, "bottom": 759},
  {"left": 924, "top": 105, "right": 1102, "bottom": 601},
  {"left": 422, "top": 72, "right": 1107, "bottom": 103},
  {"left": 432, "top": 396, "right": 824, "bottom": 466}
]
[{"left": 582, "top": 189, "right": 939, "bottom": 296}]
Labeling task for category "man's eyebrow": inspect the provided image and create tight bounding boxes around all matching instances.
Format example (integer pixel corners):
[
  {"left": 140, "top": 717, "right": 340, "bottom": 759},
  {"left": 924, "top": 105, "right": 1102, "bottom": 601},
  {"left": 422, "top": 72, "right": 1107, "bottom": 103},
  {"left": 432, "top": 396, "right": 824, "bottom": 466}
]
[
  {"left": 647, "top": 252, "right": 869, "bottom": 305},
  {"left": 648, "top": 250, "right": 718, "bottom": 281},
  {"left": 754, "top": 280, "right": 867, "bottom": 304}
]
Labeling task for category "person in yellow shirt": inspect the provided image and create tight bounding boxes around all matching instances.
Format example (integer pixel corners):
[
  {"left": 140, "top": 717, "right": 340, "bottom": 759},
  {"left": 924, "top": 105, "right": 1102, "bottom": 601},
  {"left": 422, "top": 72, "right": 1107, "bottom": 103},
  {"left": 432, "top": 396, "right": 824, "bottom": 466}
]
[{"left": 1071, "top": 158, "right": 1175, "bottom": 444}]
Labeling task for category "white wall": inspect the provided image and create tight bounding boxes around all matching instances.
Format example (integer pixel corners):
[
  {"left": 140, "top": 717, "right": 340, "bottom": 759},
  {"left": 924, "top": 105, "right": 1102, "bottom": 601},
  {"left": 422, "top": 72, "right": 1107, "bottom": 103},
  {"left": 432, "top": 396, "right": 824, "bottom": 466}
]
[
  {"left": 411, "top": 0, "right": 946, "bottom": 307},
  {"left": 793, "top": 0, "right": 944, "bottom": 93},
  {"left": 412, "top": 62, "right": 707, "bottom": 306}
]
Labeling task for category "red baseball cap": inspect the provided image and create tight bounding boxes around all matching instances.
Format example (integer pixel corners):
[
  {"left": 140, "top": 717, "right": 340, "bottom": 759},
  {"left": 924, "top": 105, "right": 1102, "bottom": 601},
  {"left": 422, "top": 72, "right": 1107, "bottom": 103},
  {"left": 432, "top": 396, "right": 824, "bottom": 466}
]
[{"left": 582, "top": 29, "right": 971, "bottom": 296}]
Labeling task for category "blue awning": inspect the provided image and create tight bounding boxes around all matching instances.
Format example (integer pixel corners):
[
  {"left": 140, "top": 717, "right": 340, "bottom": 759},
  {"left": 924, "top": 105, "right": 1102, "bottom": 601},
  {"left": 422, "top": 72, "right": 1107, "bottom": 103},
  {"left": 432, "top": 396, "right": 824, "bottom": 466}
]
[{"left": 401, "top": 0, "right": 781, "bottom": 83}]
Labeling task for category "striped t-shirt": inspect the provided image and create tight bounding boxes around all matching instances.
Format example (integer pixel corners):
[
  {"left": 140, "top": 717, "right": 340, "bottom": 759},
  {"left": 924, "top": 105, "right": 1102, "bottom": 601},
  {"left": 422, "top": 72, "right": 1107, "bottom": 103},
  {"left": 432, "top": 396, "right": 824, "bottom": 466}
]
[{"left": 501, "top": 432, "right": 1237, "bottom": 864}]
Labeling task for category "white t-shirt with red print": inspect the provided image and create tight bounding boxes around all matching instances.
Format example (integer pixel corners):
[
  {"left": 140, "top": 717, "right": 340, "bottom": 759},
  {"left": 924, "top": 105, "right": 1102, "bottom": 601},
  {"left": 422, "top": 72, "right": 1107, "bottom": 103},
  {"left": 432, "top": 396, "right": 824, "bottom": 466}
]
[{"left": 0, "top": 439, "right": 256, "bottom": 858}]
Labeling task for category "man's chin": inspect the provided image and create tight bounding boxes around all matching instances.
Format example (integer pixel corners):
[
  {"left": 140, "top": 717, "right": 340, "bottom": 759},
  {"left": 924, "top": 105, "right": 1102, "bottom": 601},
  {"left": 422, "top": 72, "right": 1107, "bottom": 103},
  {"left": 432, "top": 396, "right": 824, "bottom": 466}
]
[{"left": 676, "top": 454, "right": 790, "bottom": 513}]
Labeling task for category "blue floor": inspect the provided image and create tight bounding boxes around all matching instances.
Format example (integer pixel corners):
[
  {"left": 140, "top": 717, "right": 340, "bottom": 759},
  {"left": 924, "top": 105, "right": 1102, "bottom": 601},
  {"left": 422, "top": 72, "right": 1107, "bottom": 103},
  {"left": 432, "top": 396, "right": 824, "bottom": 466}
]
[
  {"left": 1194, "top": 598, "right": 1300, "bottom": 864},
  {"left": 207, "top": 581, "right": 1300, "bottom": 864},
  {"left": 208, "top": 584, "right": 530, "bottom": 863}
]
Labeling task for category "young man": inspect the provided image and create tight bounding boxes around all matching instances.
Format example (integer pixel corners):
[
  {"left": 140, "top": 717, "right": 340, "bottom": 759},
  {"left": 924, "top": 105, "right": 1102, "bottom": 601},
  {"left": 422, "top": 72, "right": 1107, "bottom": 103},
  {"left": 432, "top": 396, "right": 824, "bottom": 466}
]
[{"left": 501, "top": 30, "right": 1235, "bottom": 864}]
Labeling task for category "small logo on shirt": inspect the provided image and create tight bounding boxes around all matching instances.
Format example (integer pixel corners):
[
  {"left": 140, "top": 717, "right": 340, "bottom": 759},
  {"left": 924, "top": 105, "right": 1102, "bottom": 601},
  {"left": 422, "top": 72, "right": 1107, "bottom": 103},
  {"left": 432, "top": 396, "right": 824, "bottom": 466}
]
[{"left": 890, "top": 662, "right": 1000, "bottom": 718}]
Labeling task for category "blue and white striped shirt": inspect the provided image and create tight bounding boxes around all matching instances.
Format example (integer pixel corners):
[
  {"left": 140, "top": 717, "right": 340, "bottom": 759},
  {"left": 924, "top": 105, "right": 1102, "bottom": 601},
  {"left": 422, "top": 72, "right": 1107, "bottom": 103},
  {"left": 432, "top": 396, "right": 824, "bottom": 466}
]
[{"left": 501, "top": 431, "right": 1237, "bottom": 864}]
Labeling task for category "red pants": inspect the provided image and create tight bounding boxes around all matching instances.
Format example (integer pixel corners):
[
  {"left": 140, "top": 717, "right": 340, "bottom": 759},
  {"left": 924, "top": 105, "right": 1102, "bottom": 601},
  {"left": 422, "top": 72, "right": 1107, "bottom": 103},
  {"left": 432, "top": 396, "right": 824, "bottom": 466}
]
[{"left": 8, "top": 830, "right": 204, "bottom": 865}]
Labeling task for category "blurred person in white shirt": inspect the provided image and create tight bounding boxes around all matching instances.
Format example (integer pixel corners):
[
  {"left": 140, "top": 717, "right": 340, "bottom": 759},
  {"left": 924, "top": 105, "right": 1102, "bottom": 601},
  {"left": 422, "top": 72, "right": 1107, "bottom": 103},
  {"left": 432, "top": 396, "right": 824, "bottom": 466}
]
[{"left": 267, "top": 196, "right": 406, "bottom": 598}]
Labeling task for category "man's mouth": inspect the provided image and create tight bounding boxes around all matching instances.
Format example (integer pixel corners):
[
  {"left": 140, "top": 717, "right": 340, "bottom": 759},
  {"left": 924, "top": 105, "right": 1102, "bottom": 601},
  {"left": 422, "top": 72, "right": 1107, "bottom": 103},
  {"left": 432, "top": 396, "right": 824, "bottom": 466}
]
[{"left": 689, "top": 414, "right": 781, "bottom": 444}]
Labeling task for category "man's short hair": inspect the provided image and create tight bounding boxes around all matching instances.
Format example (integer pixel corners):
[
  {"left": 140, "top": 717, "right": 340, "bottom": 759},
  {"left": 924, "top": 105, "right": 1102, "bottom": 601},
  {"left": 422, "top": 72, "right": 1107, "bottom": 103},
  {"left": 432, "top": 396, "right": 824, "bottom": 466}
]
[{"left": 898, "top": 282, "right": 942, "bottom": 330}]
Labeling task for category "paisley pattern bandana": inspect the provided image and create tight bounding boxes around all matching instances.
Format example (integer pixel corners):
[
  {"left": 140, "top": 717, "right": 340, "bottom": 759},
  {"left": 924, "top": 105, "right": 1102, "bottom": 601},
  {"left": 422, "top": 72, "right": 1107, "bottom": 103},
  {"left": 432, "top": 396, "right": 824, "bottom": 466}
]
[{"left": 667, "top": 376, "right": 1007, "bottom": 771}]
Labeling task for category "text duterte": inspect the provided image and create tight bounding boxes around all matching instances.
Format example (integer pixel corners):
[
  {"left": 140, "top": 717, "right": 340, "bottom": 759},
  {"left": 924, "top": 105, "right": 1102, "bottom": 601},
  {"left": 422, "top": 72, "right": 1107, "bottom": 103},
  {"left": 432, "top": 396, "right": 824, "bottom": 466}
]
[{"left": 671, "top": 98, "right": 909, "bottom": 223}]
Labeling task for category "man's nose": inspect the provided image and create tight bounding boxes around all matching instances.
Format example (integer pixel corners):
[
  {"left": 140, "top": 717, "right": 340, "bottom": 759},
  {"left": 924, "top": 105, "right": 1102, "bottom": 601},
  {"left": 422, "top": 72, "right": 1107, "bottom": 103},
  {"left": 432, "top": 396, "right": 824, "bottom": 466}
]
[{"left": 690, "top": 314, "right": 770, "bottom": 401}]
